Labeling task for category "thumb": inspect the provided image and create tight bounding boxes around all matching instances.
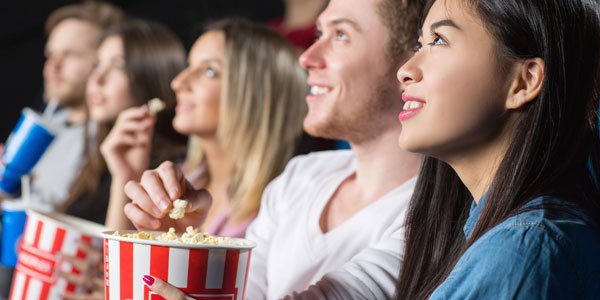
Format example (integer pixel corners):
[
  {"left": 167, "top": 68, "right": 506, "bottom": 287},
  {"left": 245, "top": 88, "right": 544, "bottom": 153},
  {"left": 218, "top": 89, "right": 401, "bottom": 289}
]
[
  {"left": 143, "top": 275, "right": 191, "bottom": 300},
  {"left": 184, "top": 180, "right": 213, "bottom": 214}
]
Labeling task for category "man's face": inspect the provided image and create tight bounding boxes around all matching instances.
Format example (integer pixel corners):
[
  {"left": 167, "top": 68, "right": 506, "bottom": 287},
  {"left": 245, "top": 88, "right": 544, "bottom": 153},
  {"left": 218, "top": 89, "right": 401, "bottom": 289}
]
[
  {"left": 298, "top": 0, "right": 404, "bottom": 143},
  {"left": 43, "top": 19, "right": 101, "bottom": 108}
]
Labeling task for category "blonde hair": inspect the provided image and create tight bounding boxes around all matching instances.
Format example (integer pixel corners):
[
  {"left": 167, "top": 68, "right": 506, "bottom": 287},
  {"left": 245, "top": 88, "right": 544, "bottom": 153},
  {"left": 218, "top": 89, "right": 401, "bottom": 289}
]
[
  {"left": 45, "top": 0, "right": 124, "bottom": 39},
  {"left": 186, "top": 19, "right": 307, "bottom": 220}
]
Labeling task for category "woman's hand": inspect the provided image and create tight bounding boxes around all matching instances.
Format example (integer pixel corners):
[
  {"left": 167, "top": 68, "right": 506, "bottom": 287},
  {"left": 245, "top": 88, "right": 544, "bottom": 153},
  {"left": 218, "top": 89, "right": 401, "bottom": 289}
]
[
  {"left": 124, "top": 161, "right": 212, "bottom": 232},
  {"left": 143, "top": 275, "right": 194, "bottom": 300},
  {"left": 100, "top": 106, "right": 154, "bottom": 182},
  {"left": 56, "top": 242, "right": 104, "bottom": 300}
]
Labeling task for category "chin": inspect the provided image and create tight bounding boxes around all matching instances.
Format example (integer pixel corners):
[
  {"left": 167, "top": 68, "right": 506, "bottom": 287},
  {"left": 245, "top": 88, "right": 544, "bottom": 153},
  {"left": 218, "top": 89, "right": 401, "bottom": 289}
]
[{"left": 397, "top": 135, "right": 424, "bottom": 153}]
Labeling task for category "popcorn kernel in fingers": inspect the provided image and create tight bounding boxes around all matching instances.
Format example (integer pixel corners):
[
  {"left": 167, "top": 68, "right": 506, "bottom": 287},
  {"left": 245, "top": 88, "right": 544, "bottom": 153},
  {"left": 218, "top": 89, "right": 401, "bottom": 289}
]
[
  {"left": 147, "top": 98, "right": 166, "bottom": 116},
  {"left": 169, "top": 199, "right": 188, "bottom": 219}
]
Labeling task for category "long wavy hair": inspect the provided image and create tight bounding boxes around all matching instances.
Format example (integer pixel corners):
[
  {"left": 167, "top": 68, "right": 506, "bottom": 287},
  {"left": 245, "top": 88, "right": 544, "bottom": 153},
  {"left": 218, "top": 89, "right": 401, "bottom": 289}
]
[
  {"left": 61, "top": 19, "right": 187, "bottom": 214},
  {"left": 395, "top": 0, "right": 600, "bottom": 298},
  {"left": 184, "top": 19, "right": 307, "bottom": 221}
]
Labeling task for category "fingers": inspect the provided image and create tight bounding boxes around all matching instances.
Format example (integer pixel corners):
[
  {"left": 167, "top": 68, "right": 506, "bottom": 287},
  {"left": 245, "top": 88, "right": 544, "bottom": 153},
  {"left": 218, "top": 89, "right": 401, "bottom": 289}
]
[
  {"left": 62, "top": 290, "right": 104, "bottom": 300},
  {"left": 118, "top": 105, "right": 150, "bottom": 121},
  {"left": 56, "top": 269, "right": 89, "bottom": 288},
  {"left": 124, "top": 180, "right": 163, "bottom": 218},
  {"left": 124, "top": 202, "right": 161, "bottom": 230},
  {"left": 156, "top": 161, "right": 185, "bottom": 199},
  {"left": 144, "top": 275, "right": 192, "bottom": 300},
  {"left": 76, "top": 241, "right": 102, "bottom": 263},
  {"left": 185, "top": 186, "right": 213, "bottom": 214},
  {"left": 57, "top": 254, "right": 90, "bottom": 274},
  {"left": 140, "top": 170, "right": 172, "bottom": 214}
]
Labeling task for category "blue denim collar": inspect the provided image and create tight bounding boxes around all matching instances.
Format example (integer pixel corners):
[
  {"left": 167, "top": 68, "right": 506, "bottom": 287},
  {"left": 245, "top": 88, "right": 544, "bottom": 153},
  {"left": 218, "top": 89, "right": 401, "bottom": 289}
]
[{"left": 463, "top": 193, "right": 487, "bottom": 239}]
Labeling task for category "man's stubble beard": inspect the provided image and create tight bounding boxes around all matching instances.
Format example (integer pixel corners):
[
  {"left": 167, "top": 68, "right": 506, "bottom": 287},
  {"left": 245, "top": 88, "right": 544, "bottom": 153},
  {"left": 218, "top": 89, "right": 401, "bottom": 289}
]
[
  {"left": 304, "top": 69, "right": 400, "bottom": 144},
  {"left": 44, "top": 78, "right": 87, "bottom": 109}
]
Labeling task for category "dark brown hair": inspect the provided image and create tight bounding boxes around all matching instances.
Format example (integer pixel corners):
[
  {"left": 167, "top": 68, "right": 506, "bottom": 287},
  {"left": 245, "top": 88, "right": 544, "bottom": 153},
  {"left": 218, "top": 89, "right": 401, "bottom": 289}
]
[
  {"left": 396, "top": 0, "right": 600, "bottom": 298},
  {"left": 376, "top": 0, "right": 426, "bottom": 65},
  {"left": 61, "top": 20, "right": 187, "bottom": 215}
]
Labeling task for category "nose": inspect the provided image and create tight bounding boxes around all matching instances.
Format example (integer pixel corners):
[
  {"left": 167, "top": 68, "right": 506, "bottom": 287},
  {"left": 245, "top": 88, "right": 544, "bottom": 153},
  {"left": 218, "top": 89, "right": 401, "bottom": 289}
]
[
  {"left": 88, "top": 65, "right": 106, "bottom": 87},
  {"left": 171, "top": 67, "right": 190, "bottom": 92},
  {"left": 299, "top": 39, "right": 326, "bottom": 70},
  {"left": 397, "top": 54, "right": 423, "bottom": 88},
  {"left": 44, "top": 53, "right": 63, "bottom": 75}
]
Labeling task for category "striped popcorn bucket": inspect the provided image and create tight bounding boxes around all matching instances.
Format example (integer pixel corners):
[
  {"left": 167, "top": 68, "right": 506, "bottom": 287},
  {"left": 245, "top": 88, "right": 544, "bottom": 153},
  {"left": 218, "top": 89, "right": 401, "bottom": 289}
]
[
  {"left": 102, "top": 230, "right": 256, "bottom": 300},
  {"left": 9, "top": 209, "right": 107, "bottom": 299}
]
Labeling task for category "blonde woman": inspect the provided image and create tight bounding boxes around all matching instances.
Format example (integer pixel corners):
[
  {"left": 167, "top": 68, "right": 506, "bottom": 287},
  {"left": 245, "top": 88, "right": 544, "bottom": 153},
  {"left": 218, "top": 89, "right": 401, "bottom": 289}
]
[{"left": 115, "top": 19, "right": 307, "bottom": 236}]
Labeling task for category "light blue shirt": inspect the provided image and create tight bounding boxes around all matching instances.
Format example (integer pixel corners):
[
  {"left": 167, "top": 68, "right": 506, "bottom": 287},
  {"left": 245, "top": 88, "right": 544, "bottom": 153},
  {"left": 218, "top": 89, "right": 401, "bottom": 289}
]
[{"left": 430, "top": 195, "right": 600, "bottom": 299}]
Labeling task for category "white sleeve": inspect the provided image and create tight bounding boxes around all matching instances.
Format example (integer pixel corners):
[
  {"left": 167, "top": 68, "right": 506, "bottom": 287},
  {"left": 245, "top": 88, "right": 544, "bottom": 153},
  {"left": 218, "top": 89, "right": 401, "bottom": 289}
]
[
  {"left": 282, "top": 226, "right": 404, "bottom": 300},
  {"left": 244, "top": 174, "right": 286, "bottom": 300}
]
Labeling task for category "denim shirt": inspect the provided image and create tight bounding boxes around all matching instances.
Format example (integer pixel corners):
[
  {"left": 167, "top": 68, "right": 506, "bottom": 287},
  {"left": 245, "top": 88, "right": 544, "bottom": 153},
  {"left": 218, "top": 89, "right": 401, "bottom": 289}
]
[{"left": 429, "top": 195, "right": 600, "bottom": 299}]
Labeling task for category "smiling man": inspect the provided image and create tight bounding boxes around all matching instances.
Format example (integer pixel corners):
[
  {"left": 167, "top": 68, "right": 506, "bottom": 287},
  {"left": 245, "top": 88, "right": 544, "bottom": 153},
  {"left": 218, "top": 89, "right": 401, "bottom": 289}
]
[
  {"left": 137, "top": 0, "right": 426, "bottom": 299},
  {"left": 243, "top": 0, "right": 423, "bottom": 298}
]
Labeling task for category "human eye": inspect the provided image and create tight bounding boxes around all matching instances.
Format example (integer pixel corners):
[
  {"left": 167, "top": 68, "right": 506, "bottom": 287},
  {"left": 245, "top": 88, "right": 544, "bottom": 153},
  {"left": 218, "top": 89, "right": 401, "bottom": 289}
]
[
  {"left": 204, "top": 66, "right": 219, "bottom": 78},
  {"left": 427, "top": 33, "right": 448, "bottom": 47},
  {"left": 412, "top": 40, "right": 423, "bottom": 52},
  {"left": 335, "top": 30, "right": 348, "bottom": 41},
  {"left": 315, "top": 30, "right": 323, "bottom": 41}
]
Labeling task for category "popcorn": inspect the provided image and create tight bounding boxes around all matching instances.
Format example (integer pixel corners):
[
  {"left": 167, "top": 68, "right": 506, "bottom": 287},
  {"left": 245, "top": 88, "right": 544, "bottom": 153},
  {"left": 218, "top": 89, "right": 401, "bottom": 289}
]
[
  {"left": 113, "top": 226, "right": 245, "bottom": 246},
  {"left": 147, "top": 98, "right": 166, "bottom": 116},
  {"left": 169, "top": 199, "right": 188, "bottom": 220}
]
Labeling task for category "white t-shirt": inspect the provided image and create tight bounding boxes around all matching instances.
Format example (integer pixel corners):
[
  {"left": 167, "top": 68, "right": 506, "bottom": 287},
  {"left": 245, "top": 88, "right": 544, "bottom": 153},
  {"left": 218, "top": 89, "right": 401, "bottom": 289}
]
[
  {"left": 26, "top": 110, "right": 89, "bottom": 212},
  {"left": 245, "top": 150, "right": 416, "bottom": 300}
]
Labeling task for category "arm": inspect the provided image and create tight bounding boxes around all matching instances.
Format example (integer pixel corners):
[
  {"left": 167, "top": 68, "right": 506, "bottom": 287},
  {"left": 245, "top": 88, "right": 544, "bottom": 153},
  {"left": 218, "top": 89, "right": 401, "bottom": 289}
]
[
  {"left": 243, "top": 181, "right": 281, "bottom": 299},
  {"left": 102, "top": 106, "right": 154, "bottom": 229},
  {"left": 283, "top": 225, "right": 405, "bottom": 300}
]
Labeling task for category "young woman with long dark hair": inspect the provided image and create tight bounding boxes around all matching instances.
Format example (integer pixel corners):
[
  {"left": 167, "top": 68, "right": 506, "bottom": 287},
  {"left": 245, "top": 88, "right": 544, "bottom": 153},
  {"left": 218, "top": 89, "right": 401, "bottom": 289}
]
[{"left": 395, "top": 0, "right": 600, "bottom": 298}]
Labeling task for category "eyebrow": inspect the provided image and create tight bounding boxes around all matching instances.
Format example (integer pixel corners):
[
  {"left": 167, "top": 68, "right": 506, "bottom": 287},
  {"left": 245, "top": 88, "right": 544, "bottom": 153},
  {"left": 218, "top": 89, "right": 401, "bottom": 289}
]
[
  {"left": 188, "top": 58, "right": 222, "bottom": 66},
  {"left": 430, "top": 19, "right": 462, "bottom": 31},
  {"left": 317, "top": 17, "right": 362, "bottom": 32}
]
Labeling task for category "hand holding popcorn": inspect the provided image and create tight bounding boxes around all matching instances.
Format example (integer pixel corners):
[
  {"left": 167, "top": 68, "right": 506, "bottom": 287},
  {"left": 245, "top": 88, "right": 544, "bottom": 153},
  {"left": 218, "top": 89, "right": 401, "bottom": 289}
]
[{"left": 124, "top": 161, "right": 212, "bottom": 232}]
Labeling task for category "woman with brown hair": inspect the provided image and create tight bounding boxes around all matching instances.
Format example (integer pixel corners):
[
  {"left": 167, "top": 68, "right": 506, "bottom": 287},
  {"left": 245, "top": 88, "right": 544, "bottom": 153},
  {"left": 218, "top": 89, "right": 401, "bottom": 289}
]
[{"left": 61, "top": 19, "right": 187, "bottom": 225}]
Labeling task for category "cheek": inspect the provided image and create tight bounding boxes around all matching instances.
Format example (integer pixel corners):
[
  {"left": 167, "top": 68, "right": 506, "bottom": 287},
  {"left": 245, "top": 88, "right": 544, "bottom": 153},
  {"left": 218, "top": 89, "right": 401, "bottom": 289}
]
[
  {"left": 197, "top": 84, "right": 221, "bottom": 120},
  {"left": 400, "top": 55, "right": 506, "bottom": 152},
  {"left": 64, "top": 59, "right": 93, "bottom": 79},
  {"left": 104, "top": 80, "right": 135, "bottom": 117}
]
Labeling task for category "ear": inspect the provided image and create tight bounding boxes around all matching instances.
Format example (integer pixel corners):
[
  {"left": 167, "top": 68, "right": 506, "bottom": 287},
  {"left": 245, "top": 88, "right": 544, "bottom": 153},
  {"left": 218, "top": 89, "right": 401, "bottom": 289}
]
[{"left": 505, "top": 58, "right": 544, "bottom": 110}]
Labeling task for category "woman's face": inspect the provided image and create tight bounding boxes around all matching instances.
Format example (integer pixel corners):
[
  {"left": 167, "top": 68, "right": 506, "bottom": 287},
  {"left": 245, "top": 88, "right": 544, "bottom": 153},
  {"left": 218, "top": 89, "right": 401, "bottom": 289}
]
[
  {"left": 171, "top": 31, "right": 224, "bottom": 137},
  {"left": 86, "top": 36, "right": 136, "bottom": 124},
  {"left": 396, "top": 0, "right": 514, "bottom": 160}
]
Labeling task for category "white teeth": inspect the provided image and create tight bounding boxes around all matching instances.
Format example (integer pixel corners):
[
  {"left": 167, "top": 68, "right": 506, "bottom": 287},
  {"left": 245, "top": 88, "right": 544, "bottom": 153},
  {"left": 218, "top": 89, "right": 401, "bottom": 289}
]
[
  {"left": 310, "top": 85, "right": 331, "bottom": 95},
  {"left": 403, "top": 101, "right": 424, "bottom": 110}
]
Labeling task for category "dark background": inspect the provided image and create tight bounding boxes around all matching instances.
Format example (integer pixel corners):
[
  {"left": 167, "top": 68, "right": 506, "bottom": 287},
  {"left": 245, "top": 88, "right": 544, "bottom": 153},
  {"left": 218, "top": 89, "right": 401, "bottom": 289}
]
[{"left": 0, "top": 0, "right": 284, "bottom": 140}]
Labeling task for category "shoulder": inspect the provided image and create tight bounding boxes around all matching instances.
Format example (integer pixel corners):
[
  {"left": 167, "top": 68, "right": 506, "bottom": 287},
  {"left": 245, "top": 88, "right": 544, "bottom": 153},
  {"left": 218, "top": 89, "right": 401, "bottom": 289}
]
[
  {"left": 260, "top": 150, "right": 354, "bottom": 210},
  {"left": 275, "top": 150, "right": 355, "bottom": 185},
  {"left": 435, "top": 195, "right": 600, "bottom": 299}
]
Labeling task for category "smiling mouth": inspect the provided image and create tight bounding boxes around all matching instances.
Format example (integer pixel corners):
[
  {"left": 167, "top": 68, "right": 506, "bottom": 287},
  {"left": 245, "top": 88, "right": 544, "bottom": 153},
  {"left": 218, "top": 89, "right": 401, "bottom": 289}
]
[
  {"left": 403, "top": 100, "right": 424, "bottom": 110},
  {"left": 309, "top": 85, "right": 331, "bottom": 95}
]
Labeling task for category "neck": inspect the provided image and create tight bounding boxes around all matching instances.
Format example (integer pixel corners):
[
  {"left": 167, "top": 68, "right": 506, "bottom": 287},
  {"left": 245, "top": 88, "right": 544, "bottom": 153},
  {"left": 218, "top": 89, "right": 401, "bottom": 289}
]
[
  {"left": 66, "top": 106, "right": 87, "bottom": 125},
  {"left": 200, "top": 137, "right": 236, "bottom": 203},
  {"left": 282, "top": 0, "right": 326, "bottom": 29},
  {"left": 445, "top": 127, "right": 513, "bottom": 204},
  {"left": 348, "top": 125, "right": 422, "bottom": 201}
]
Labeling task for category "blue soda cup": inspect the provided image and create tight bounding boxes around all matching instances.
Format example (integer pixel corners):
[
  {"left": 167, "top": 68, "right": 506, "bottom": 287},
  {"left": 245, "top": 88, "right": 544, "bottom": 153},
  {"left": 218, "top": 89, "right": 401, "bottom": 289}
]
[
  {"left": 0, "top": 201, "right": 27, "bottom": 268},
  {"left": 0, "top": 108, "right": 56, "bottom": 195}
]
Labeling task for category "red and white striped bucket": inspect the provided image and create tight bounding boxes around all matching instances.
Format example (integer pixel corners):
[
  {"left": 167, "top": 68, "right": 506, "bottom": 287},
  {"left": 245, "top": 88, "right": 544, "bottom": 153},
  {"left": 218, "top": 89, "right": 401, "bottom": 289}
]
[
  {"left": 102, "top": 230, "right": 256, "bottom": 300},
  {"left": 9, "top": 209, "right": 107, "bottom": 299}
]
